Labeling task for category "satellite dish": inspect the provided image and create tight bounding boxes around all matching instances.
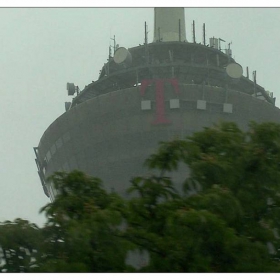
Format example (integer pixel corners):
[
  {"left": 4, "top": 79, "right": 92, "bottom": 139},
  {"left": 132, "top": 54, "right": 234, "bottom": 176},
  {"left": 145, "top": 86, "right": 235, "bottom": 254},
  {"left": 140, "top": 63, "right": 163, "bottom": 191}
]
[
  {"left": 113, "top": 47, "right": 132, "bottom": 65},
  {"left": 226, "top": 63, "right": 243, "bottom": 79},
  {"left": 66, "top": 83, "right": 76, "bottom": 96}
]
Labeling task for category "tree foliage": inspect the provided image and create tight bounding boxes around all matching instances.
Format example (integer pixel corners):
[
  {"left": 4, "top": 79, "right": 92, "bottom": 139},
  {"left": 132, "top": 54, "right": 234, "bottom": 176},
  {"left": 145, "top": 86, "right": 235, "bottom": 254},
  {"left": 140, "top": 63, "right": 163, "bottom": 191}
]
[
  {"left": 0, "top": 219, "right": 43, "bottom": 272},
  {"left": 36, "top": 171, "right": 129, "bottom": 272},
  {"left": 133, "top": 121, "right": 280, "bottom": 271},
  {"left": 1, "top": 121, "right": 280, "bottom": 272}
]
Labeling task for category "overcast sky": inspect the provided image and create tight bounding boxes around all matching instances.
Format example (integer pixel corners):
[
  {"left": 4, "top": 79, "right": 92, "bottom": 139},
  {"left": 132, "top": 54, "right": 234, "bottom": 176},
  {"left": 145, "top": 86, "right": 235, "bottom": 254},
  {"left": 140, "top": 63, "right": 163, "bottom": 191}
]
[{"left": 0, "top": 6, "right": 280, "bottom": 226}]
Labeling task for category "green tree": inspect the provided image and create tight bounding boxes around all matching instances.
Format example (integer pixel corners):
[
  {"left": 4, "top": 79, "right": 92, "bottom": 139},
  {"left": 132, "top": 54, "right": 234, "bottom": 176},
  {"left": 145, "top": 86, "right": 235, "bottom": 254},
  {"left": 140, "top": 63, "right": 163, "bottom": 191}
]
[
  {"left": 123, "top": 122, "right": 280, "bottom": 272},
  {"left": 2, "top": 122, "right": 280, "bottom": 272},
  {"left": 0, "top": 219, "right": 43, "bottom": 272},
  {"left": 36, "top": 171, "right": 130, "bottom": 272}
]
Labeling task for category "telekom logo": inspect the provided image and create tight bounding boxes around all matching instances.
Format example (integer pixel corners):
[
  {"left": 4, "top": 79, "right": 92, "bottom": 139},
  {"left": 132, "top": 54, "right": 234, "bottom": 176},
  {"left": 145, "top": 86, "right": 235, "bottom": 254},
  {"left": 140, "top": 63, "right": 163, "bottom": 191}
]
[{"left": 140, "top": 78, "right": 180, "bottom": 124}]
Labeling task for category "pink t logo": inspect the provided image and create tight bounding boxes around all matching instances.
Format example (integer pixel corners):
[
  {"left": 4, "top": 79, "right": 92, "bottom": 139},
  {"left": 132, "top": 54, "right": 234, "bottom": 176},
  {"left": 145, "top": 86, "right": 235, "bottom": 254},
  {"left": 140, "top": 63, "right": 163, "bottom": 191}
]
[{"left": 140, "top": 78, "right": 179, "bottom": 124}]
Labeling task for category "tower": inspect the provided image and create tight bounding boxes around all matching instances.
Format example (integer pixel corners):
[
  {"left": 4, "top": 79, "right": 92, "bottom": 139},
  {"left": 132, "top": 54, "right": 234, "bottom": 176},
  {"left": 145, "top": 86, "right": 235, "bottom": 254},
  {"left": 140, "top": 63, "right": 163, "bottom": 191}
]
[
  {"left": 153, "top": 7, "right": 186, "bottom": 42},
  {"left": 34, "top": 8, "right": 280, "bottom": 201}
]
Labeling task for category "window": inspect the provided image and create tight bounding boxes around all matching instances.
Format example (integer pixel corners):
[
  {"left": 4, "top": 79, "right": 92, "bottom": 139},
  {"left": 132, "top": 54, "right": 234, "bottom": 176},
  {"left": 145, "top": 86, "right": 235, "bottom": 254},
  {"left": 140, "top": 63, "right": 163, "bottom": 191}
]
[
  {"left": 50, "top": 144, "right": 56, "bottom": 155},
  {"left": 46, "top": 151, "right": 51, "bottom": 162},
  {"left": 55, "top": 138, "right": 63, "bottom": 149}
]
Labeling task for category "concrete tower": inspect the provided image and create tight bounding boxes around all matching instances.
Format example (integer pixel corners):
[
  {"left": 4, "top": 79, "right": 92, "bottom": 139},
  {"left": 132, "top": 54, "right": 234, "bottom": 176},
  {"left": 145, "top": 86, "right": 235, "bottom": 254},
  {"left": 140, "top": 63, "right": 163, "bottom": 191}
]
[
  {"left": 34, "top": 8, "right": 279, "bottom": 202},
  {"left": 153, "top": 7, "right": 186, "bottom": 42}
]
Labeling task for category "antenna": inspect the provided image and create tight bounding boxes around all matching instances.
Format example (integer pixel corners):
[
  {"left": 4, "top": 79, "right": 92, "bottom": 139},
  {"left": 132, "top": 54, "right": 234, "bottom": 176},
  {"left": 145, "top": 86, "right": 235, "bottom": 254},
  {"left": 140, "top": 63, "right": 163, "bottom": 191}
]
[
  {"left": 226, "top": 63, "right": 243, "bottom": 79},
  {"left": 145, "top": 21, "right": 148, "bottom": 45},
  {"left": 144, "top": 21, "right": 149, "bottom": 63},
  {"left": 224, "top": 42, "right": 232, "bottom": 58},
  {"left": 253, "top": 70, "right": 256, "bottom": 94},
  {"left": 111, "top": 35, "right": 116, "bottom": 53},
  {"left": 65, "top": 102, "right": 71, "bottom": 111},
  {"left": 179, "top": 19, "right": 181, "bottom": 42},
  {"left": 253, "top": 70, "right": 257, "bottom": 83},
  {"left": 113, "top": 47, "right": 132, "bottom": 66},
  {"left": 203, "top": 23, "right": 206, "bottom": 45},
  {"left": 192, "top": 20, "right": 196, "bottom": 43},
  {"left": 219, "top": 38, "right": 225, "bottom": 50},
  {"left": 107, "top": 46, "right": 111, "bottom": 75},
  {"left": 66, "top": 83, "right": 79, "bottom": 96}
]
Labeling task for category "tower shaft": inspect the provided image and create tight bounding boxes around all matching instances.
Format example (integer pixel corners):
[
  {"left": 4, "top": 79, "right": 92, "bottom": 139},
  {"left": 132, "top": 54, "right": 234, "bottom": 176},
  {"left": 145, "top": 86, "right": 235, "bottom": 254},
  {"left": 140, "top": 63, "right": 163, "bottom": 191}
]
[{"left": 153, "top": 7, "right": 186, "bottom": 42}]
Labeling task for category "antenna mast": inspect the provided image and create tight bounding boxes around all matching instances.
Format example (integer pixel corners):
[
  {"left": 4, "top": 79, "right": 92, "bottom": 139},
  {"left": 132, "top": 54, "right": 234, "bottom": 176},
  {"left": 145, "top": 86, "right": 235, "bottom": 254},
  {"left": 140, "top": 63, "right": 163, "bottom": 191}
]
[
  {"left": 111, "top": 35, "right": 116, "bottom": 53},
  {"left": 203, "top": 23, "right": 206, "bottom": 45},
  {"left": 145, "top": 21, "right": 148, "bottom": 45},
  {"left": 179, "top": 19, "right": 181, "bottom": 42},
  {"left": 144, "top": 21, "right": 149, "bottom": 63},
  {"left": 253, "top": 70, "right": 256, "bottom": 94},
  {"left": 219, "top": 38, "right": 225, "bottom": 50},
  {"left": 192, "top": 20, "right": 196, "bottom": 43}
]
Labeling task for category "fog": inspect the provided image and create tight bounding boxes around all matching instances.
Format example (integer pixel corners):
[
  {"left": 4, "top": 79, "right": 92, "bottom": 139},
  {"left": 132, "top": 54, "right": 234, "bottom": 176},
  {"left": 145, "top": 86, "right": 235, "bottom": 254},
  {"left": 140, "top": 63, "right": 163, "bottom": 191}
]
[{"left": 0, "top": 6, "right": 279, "bottom": 226}]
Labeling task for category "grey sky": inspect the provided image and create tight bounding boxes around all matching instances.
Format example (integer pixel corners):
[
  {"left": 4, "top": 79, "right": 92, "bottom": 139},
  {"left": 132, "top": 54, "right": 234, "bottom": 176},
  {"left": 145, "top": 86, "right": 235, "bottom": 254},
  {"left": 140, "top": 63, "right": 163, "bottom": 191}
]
[{"left": 0, "top": 7, "right": 280, "bottom": 226}]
